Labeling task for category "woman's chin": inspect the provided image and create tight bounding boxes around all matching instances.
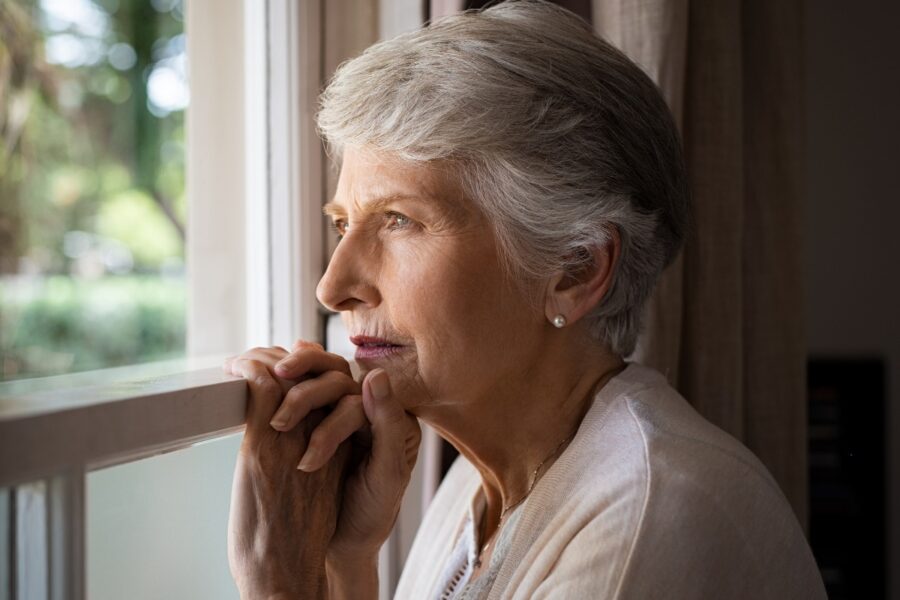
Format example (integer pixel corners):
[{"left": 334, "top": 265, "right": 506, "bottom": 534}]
[{"left": 352, "top": 350, "right": 421, "bottom": 403}]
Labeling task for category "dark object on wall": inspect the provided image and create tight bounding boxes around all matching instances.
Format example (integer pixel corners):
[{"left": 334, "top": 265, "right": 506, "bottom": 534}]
[{"left": 808, "top": 358, "right": 886, "bottom": 600}]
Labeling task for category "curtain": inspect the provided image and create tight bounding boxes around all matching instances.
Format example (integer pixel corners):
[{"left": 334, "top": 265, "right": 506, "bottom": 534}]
[{"left": 594, "top": 0, "right": 808, "bottom": 526}]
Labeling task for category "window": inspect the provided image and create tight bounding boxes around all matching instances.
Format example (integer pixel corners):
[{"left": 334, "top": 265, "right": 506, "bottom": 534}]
[{"left": 0, "top": 0, "right": 189, "bottom": 381}]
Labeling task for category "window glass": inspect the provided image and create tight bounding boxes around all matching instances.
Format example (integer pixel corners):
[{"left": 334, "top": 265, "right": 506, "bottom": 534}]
[
  {"left": 0, "top": 0, "right": 188, "bottom": 381},
  {"left": 87, "top": 435, "right": 241, "bottom": 600}
]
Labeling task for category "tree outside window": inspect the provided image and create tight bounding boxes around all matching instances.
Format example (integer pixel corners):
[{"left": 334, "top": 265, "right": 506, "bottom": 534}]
[{"left": 0, "top": 0, "right": 188, "bottom": 380}]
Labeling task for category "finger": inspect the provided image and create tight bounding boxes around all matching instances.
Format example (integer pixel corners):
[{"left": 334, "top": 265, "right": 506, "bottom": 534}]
[
  {"left": 230, "top": 347, "right": 301, "bottom": 394},
  {"left": 225, "top": 347, "right": 289, "bottom": 379},
  {"left": 292, "top": 339, "right": 324, "bottom": 352},
  {"left": 361, "top": 369, "right": 421, "bottom": 479},
  {"left": 269, "top": 370, "right": 360, "bottom": 431},
  {"left": 297, "top": 394, "right": 367, "bottom": 471},
  {"left": 232, "top": 358, "right": 284, "bottom": 429},
  {"left": 236, "top": 346, "right": 289, "bottom": 367},
  {"left": 274, "top": 347, "right": 351, "bottom": 379}
]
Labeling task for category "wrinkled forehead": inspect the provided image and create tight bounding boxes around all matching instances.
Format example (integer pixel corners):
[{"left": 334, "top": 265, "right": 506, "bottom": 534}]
[{"left": 327, "top": 146, "right": 476, "bottom": 220}]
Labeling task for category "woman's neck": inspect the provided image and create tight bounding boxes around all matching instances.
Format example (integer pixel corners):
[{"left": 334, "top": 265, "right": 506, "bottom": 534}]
[{"left": 418, "top": 342, "right": 625, "bottom": 539}]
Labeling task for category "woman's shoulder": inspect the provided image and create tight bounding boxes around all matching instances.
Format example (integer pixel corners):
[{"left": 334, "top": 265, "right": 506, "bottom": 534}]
[
  {"left": 495, "top": 363, "right": 825, "bottom": 599},
  {"left": 578, "top": 363, "right": 781, "bottom": 497},
  {"left": 520, "top": 362, "right": 796, "bottom": 553}
]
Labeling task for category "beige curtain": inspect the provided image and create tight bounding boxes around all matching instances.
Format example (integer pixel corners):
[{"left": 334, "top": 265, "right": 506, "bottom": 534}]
[{"left": 595, "top": 0, "right": 808, "bottom": 526}]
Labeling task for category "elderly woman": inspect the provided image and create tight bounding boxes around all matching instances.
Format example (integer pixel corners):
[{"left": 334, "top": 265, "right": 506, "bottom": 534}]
[{"left": 224, "top": 1, "right": 826, "bottom": 598}]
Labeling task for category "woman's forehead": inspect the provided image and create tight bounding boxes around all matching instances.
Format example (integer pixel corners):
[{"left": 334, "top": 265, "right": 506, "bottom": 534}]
[{"left": 327, "top": 147, "right": 472, "bottom": 218}]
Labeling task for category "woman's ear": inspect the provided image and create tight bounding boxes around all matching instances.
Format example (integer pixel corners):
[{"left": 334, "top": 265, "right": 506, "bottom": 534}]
[{"left": 545, "top": 227, "right": 621, "bottom": 327}]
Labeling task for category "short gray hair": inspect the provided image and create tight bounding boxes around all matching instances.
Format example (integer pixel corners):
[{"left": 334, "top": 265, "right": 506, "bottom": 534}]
[{"left": 317, "top": 0, "right": 690, "bottom": 356}]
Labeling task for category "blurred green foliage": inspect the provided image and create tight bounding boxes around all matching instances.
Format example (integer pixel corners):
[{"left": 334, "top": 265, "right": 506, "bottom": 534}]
[
  {"left": 0, "top": 0, "right": 188, "bottom": 381},
  {"left": 97, "top": 189, "right": 182, "bottom": 265},
  {"left": 0, "top": 276, "right": 185, "bottom": 379}
]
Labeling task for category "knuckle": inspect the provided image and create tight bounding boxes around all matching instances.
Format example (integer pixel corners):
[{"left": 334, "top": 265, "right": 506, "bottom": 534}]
[
  {"left": 289, "top": 347, "right": 312, "bottom": 362},
  {"left": 323, "top": 369, "right": 350, "bottom": 386},
  {"left": 338, "top": 394, "right": 364, "bottom": 416},
  {"left": 331, "top": 355, "right": 352, "bottom": 374},
  {"left": 253, "top": 374, "right": 281, "bottom": 396},
  {"left": 284, "top": 384, "right": 309, "bottom": 408}
]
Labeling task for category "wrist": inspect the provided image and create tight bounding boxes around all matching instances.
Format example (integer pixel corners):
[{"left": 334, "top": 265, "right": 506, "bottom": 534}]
[
  {"left": 326, "top": 554, "right": 379, "bottom": 600},
  {"left": 235, "top": 562, "right": 329, "bottom": 600},
  {"left": 326, "top": 542, "right": 380, "bottom": 568}
]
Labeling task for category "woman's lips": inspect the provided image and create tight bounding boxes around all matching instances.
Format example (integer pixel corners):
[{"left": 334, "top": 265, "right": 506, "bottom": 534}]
[{"left": 350, "top": 335, "right": 408, "bottom": 361}]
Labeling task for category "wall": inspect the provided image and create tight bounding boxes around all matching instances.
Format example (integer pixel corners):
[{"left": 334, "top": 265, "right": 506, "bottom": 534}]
[{"left": 804, "top": 1, "right": 900, "bottom": 597}]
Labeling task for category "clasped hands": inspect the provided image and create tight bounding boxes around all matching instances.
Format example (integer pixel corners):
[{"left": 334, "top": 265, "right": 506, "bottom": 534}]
[{"left": 224, "top": 341, "right": 421, "bottom": 599}]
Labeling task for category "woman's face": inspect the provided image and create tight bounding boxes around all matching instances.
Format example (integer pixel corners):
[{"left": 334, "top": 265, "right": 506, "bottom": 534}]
[{"left": 316, "top": 147, "right": 547, "bottom": 413}]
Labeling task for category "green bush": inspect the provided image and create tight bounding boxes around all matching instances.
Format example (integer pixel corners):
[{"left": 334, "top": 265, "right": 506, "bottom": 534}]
[{"left": 0, "top": 275, "right": 185, "bottom": 381}]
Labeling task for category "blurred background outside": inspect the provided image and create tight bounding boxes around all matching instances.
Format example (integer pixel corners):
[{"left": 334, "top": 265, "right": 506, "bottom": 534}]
[{"left": 0, "top": 0, "right": 188, "bottom": 381}]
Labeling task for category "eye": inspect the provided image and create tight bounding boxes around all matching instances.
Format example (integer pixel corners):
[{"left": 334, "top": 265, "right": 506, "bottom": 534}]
[
  {"left": 386, "top": 212, "right": 413, "bottom": 230},
  {"left": 331, "top": 219, "right": 349, "bottom": 239}
]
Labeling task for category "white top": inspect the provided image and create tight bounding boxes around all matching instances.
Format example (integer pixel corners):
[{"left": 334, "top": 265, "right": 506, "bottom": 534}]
[
  {"left": 436, "top": 492, "right": 525, "bottom": 599},
  {"left": 396, "top": 363, "right": 827, "bottom": 599}
]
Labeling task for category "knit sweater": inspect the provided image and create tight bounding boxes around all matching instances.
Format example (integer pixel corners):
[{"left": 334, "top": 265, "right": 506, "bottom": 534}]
[{"left": 395, "top": 363, "right": 827, "bottom": 599}]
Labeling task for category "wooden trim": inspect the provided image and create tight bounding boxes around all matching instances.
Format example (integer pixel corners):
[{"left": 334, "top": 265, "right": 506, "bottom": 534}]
[
  {"left": 186, "top": 0, "right": 248, "bottom": 357},
  {"left": 0, "top": 367, "right": 245, "bottom": 489},
  {"left": 244, "top": 0, "right": 273, "bottom": 347},
  {"left": 267, "top": 0, "right": 325, "bottom": 347},
  {"left": 48, "top": 471, "right": 83, "bottom": 600},
  {"left": 14, "top": 482, "right": 47, "bottom": 600},
  {"left": 245, "top": 0, "right": 327, "bottom": 349}
]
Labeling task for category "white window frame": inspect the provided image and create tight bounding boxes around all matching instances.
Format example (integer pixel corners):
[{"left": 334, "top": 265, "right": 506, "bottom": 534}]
[
  {"left": 1, "top": 1, "right": 443, "bottom": 598},
  {"left": 188, "top": 0, "right": 324, "bottom": 353}
]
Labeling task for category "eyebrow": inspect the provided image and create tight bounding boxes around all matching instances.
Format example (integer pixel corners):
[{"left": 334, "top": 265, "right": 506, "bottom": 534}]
[{"left": 322, "top": 193, "right": 433, "bottom": 218}]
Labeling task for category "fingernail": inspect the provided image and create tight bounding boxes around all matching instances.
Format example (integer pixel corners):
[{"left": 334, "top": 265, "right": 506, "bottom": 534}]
[
  {"left": 269, "top": 413, "right": 289, "bottom": 430},
  {"left": 370, "top": 370, "right": 390, "bottom": 400},
  {"left": 297, "top": 449, "right": 319, "bottom": 471},
  {"left": 275, "top": 356, "right": 297, "bottom": 373}
]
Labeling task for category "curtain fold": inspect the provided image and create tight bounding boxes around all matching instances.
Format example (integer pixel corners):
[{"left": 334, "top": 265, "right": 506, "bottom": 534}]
[{"left": 595, "top": 0, "right": 807, "bottom": 526}]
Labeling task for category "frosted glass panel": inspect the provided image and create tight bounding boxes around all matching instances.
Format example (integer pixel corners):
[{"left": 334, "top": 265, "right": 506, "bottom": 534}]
[{"left": 87, "top": 434, "right": 241, "bottom": 600}]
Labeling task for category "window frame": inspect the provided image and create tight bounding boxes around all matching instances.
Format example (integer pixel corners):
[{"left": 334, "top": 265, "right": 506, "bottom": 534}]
[
  {"left": 0, "top": 359, "right": 244, "bottom": 600},
  {"left": 188, "top": 0, "right": 325, "bottom": 354}
]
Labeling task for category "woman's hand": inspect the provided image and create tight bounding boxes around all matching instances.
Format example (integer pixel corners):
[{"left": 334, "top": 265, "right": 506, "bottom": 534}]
[
  {"left": 272, "top": 342, "right": 422, "bottom": 568},
  {"left": 225, "top": 342, "right": 422, "bottom": 598},
  {"left": 225, "top": 345, "right": 354, "bottom": 599}
]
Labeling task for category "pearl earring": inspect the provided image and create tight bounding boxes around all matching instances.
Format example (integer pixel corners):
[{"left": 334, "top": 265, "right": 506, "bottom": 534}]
[{"left": 552, "top": 314, "right": 567, "bottom": 328}]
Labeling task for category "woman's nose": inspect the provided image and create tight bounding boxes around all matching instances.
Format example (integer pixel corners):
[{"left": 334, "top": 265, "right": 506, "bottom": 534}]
[{"left": 316, "top": 234, "right": 381, "bottom": 313}]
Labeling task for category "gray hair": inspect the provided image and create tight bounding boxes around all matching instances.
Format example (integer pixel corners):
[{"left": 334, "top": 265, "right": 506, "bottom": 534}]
[{"left": 317, "top": 0, "right": 690, "bottom": 356}]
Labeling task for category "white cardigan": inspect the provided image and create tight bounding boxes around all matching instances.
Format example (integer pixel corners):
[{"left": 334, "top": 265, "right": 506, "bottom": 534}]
[{"left": 395, "top": 363, "right": 827, "bottom": 599}]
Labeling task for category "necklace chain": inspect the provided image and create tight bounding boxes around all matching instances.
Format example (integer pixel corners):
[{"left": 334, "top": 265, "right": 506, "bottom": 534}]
[
  {"left": 476, "top": 431, "right": 575, "bottom": 565},
  {"left": 499, "top": 432, "right": 574, "bottom": 521}
]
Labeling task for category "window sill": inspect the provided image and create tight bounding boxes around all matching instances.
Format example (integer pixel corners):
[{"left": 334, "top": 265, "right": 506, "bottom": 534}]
[{"left": 0, "top": 357, "right": 246, "bottom": 487}]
